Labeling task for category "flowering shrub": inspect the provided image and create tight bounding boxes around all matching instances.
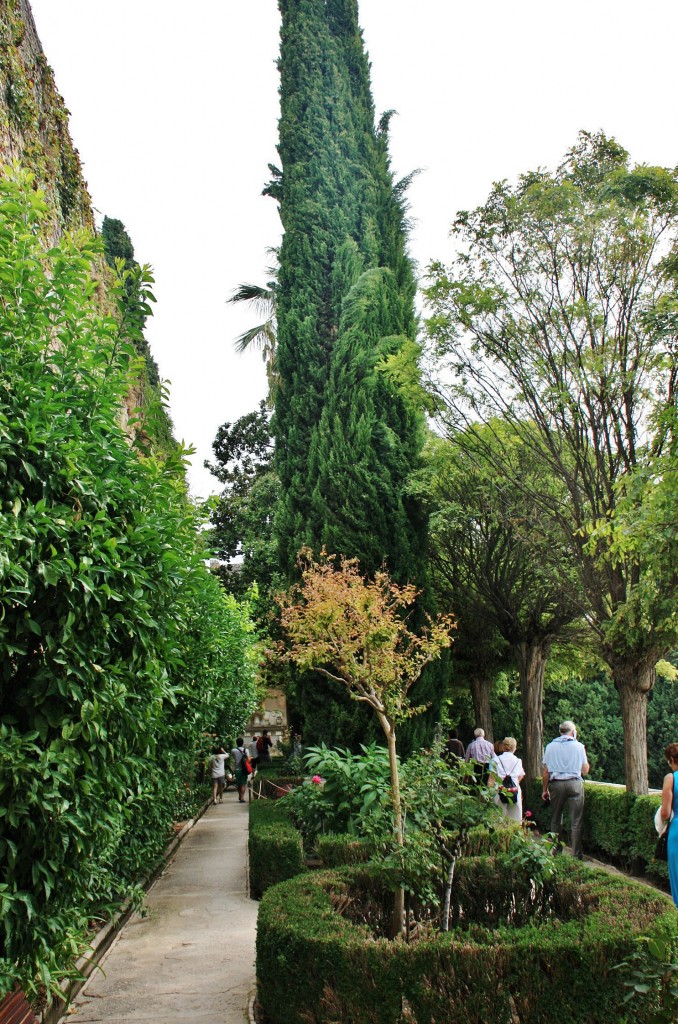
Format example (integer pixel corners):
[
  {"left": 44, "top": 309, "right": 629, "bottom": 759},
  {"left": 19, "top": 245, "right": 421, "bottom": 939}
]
[{"left": 287, "top": 743, "right": 391, "bottom": 847}]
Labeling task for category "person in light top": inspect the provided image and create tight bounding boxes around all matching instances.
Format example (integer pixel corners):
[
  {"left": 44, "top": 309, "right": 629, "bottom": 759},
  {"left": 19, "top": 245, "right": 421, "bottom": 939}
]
[
  {"left": 489, "top": 737, "right": 525, "bottom": 823},
  {"left": 542, "top": 720, "right": 589, "bottom": 858}
]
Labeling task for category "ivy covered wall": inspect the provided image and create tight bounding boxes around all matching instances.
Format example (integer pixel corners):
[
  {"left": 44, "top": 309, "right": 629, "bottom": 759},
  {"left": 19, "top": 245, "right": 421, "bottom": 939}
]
[{"left": 0, "top": 0, "right": 94, "bottom": 240}]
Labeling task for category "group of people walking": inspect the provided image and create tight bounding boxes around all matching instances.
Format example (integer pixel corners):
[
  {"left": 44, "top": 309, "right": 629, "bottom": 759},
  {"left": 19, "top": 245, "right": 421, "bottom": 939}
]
[
  {"left": 208, "top": 721, "right": 678, "bottom": 910},
  {"left": 208, "top": 731, "right": 273, "bottom": 804},
  {"left": 451, "top": 722, "right": 678, "bottom": 910},
  {"left": 448, "top": 721, "right": 589, "bottom": 854}
]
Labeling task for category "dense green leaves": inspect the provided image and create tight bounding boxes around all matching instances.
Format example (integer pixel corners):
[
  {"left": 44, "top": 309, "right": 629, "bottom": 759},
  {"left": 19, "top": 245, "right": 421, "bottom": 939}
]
[
  {"left": 272, "top": 0, "right": 440, "bottom": 747},
  {"left": 0, "top": 171, "right": 259, "bottom": 995},
  {"left": 205, "top": 401, "right": 281, "bottom": 610},
  {"left": 425, "top": 131, "right": 678, "bottom": 792},
  {"left": 100, "top": 214, "right": 176, "bottom": 453}
]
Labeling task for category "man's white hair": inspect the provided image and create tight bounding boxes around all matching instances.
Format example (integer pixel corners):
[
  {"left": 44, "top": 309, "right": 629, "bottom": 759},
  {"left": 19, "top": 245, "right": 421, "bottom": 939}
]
[
  {"left": 559, "top": 720, "right": 576, "bottom": 735},
  {"left": 474, "top": 728, "right": 485, "bottom": 738}
]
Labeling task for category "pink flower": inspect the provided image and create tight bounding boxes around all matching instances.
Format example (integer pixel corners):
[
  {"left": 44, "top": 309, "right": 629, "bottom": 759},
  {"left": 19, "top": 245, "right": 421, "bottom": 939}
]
[
  {"left": 311, "top": 775, "right": 324, "bottom": 784},
  {"left": 525, "top": 810, "right": 533, "bottom": 818}
]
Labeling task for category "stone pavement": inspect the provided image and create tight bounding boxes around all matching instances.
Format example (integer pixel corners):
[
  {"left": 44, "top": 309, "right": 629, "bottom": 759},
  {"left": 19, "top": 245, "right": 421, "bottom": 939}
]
[{"left": 59, "top": 796, "right": 256, "bottom": 1024}]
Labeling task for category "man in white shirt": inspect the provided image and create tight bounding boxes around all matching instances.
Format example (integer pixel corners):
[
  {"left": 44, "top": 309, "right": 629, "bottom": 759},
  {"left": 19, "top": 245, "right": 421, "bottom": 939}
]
[{"left": 542, "top": 720, "right": 590, "bottom": 858}]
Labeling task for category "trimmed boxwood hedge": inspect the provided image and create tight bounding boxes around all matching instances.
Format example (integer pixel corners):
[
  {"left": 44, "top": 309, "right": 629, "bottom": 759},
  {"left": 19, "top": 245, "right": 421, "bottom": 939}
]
[
  {"left": 463, "top": 816, "right": 521, "bottom": 855},
  {"left": 248, "top": 799, "right": 305, "bottom": 899},
  {"left": 249, "top": 773, "right": 302, "bottom": 801},
  {"left": 525, "top": 780, "right": 668, "bottom": 882},
  {"left": 315, "top": 834, "right": 372, "bottom": 867},
  {"left": 257, "top": 859, "right": 678, "bottom": 1024}
]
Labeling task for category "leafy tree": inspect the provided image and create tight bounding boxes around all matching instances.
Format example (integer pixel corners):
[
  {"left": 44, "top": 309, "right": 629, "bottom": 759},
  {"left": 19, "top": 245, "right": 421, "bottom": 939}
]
[
  {"left": 228, "top": 263, "right": 278, "bottom": 399},
  {"left": 393, "top": 752, "right": 495, "bottom": 933},
  {"left": 205, "top": 401, "right": 280, "bottom": 610},
  {"left": 425, "top": 131, "right": 678, "bottom": 792},
  {"left": 0, "top": 172, "right": 258, "bottom": 995},
  {"left": 422, "top": 426, "right": 584, "bottom": 779},
  {"left": 276, "top": 550, "right": 455, "bottom": 935},
  {"left": 271, "top": 0, "right": 437, "bottom": 746}
]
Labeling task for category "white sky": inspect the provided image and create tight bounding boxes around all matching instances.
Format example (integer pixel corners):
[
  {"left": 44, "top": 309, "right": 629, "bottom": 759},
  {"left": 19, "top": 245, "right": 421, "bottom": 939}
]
[{"left": 28, "top": 0, "right": 678, "bottom": 499}]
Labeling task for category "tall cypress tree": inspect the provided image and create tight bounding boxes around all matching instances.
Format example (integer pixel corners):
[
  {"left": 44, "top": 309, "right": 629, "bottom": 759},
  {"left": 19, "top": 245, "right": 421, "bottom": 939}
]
[{"left": 272, "top": 0, "right": 441, "bottom": 746}]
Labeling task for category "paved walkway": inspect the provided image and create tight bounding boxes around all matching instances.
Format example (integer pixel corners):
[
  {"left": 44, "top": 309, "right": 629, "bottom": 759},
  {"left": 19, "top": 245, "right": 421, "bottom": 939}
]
[{"left": 60, "top": 796, "right": 256, "bottom": 1024}]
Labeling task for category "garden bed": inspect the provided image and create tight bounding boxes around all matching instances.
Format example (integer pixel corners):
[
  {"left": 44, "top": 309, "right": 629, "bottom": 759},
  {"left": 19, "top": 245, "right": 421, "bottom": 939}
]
[{"left": 256, "top": 858, "right": 678, "bottom": 1024}]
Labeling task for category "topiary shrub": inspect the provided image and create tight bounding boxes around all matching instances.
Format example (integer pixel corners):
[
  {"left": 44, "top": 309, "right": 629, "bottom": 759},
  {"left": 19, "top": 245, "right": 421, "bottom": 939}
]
[
  {"left": 581, "top": 783, "right": 636, "bottom": 860},
  {"left": 315, "top": 834, "right": 371, "bottom": 867},
  {"left": 462, "top": 817, "right": 521, "bottom": 856},
  {"left": 248, "top": 799, "right": 305, "bottom": 899},
  {"left": 256, "top": 859, "right": 678, "bottom": 1024},
  {"left": 629, "top": 794, "right": 669, "bottom": 882},
  {"left": 249, "top": 774, "right": 302, "bottom": 802}
]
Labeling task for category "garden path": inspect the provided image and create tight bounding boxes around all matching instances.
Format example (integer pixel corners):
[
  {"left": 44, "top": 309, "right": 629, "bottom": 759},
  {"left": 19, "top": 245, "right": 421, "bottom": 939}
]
[{"left": 58, "top": 796, "right": 256, "bottom": 1024}]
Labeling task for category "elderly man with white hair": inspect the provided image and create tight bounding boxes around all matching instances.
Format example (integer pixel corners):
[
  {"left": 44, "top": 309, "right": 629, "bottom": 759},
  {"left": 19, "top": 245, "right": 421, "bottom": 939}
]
[
  {"left": 542, "top": 720, "right": 590, "bottom": 858},
  {"left": 464, "top": 727, "right": 495, "bottom": 784}
]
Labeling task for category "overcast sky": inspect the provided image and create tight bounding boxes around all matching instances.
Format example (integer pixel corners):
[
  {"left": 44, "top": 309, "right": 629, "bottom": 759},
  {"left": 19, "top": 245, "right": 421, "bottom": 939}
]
[{"left": 28, "top": 0, "right": 678, "bottom": 498}]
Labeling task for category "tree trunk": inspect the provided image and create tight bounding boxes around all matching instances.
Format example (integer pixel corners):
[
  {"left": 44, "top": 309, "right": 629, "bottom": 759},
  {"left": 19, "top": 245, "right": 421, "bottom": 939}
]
[
  {"left": 441, "top": 855, "right": 456, "bottom": 932},
  {"left": 515, "top": 639, "right": 549, "bottom": 782},
  {"left": 468, "top": 674, "right": 494, "bottom": 740},
  {"left": 609, "top": 655, "right": 655, "bottom": 795},
  {"left": 379, "top": 714, "right": 404, "bottom": 938}
]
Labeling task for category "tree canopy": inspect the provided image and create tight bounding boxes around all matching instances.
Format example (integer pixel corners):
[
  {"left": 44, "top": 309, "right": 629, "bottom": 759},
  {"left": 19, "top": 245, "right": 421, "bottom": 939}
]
[
  {"left": 269, "top": 0, "right": 440, "bottom": 747},
  {"left": 425, "top": 131, "right": 678, "bottom": 792}
]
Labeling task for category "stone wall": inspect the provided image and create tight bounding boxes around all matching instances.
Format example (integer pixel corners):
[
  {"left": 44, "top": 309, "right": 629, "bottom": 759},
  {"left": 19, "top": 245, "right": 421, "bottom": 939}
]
[{"left": 0, "top": 0, "right": 94, "bottom": 241}]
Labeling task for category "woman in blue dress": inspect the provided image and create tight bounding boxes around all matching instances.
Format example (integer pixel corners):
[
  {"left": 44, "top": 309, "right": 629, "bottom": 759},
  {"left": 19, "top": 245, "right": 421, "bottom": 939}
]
[{"left": 660, "top": 742, "right": 678, "bottom": 907}]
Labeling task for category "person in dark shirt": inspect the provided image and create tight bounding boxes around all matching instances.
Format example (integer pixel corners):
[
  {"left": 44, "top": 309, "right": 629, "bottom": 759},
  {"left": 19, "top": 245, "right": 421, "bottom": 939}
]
[
  {"left": 257, "top": 729, "right": 273, "bottom": 763},
  {"left": 444, "top": 730, "right": 465, "bottom": 762}
]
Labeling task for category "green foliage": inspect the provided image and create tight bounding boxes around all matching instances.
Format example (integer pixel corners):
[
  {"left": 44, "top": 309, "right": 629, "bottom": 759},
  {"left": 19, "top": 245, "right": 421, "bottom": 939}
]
[
  {"left": 0, "top": 171, "right": 259, "bottom": 995},
  {"left": 257, "top": 860, "right": 678, "bottom": 1024},
  {"left": 205, "top": 401, "right": 281, "bottom": 612},
  {"left": 100, "top": 214, "right": 175, "bottom": 454},
  {"left": 615, "top": 935, "right": 678, "bottom": 1024},
  {"left": 315, "top": 833, "right": 371, "bottom": 867},
  {"left": 273, "top": 0, "right": 440, "bottom": 748},
  {"left": 393, "top": 753, "right": 494, "bottom": 893},
  {"left": 506, "top": 830, "right": 558, "bottom": 888},
  {"left": 248, "top": 799, "right": 305, "bottom": 899},
  {"left": 286, "top": 743, "right": 391, "bottom": 847}
]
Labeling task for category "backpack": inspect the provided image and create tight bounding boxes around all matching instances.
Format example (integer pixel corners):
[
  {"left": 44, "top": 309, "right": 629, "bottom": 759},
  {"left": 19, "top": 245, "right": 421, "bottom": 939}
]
[
  {"left": 497, "top": 755, "right": 519, "bottom": 804},
  {"left": 241, "top": 754, "right": 252, "bottom": 776}
]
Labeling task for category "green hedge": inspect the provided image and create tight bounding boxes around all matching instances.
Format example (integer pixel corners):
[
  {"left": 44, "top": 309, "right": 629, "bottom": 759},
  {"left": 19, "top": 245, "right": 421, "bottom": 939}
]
[
  {"left": 525, "top": 780, "right": 668, "bottom": 882},
  {"left": 248, "top": 799, "right": 305, "bottom": 899},
  {"left": 249, "top": 774, "right": 302, "bottom": 801},
  {"left": 315, "top": 834, "right": 372, "bottom": 867},
  {"left": 463, "top": 816, "right": 521, "bottom": 856},
  {"left": 257, "top": 859, "right": 678, "bottom": 1024}
]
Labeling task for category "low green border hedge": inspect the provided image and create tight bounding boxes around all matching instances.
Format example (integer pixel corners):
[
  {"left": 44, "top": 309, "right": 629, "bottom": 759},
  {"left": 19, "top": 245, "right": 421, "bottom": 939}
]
[
  {"left": 248, "top": 799, "right": 306, "bottom": 899},
  {"left": 249, "top": 774, "right": 302, "bottom": 801},
  {"left": 525, "top": 780, "right": 668, "bottom": 882},
  {"left": 315, "top": 834, "right": 372, "bottom": 867},
  {"left": 257, "top": 859, "right": 678, "bottom": 1024}
]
